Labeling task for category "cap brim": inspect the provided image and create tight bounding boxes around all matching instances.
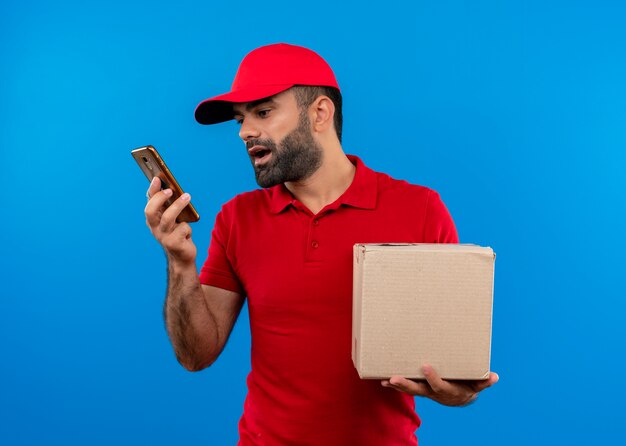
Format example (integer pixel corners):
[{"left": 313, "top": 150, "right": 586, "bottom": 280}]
[{"left": 194, "top": 84, "right": 295, "bottom": 125}]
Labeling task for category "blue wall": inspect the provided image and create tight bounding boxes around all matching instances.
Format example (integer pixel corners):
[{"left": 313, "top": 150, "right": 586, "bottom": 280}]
[{"left": 2, "top": 1, "right": 625, "bottom": 444}]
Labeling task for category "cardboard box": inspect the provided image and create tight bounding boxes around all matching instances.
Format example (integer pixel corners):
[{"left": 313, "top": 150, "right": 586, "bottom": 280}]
[{"left": 352, "top": 243, "right": 495, "bottom": 380}]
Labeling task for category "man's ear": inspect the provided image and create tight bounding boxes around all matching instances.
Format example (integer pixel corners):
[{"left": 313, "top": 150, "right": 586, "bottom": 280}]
[{"left": 311, "top": 96, "right": 335, "bottom": 134}]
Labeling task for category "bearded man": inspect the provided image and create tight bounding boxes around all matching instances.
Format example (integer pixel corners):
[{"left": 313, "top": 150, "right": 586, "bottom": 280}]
[{"left": 144, "top": 43, "right": 498, "bottom": 446}]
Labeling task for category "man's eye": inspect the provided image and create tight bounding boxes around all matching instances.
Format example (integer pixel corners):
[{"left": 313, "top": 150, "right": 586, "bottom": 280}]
[
  {"left": 258, "top": 109, "right": 270, "bottom": 118},
  {"left": 235, "top": 118, "right": 243, "bottom": 125}
]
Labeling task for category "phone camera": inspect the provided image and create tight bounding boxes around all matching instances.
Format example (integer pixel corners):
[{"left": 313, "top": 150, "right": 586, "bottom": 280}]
[{"left": 142, "top": 157, "right": 153, "bottom": 171}]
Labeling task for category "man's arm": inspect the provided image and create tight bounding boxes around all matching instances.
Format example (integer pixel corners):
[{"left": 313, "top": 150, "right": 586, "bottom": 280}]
[
  {"left": 145, "top": 177, "right": 244, "bottom": 372},
  {"left": 164, "top": 259, "right": 244, "bottom": 371}
]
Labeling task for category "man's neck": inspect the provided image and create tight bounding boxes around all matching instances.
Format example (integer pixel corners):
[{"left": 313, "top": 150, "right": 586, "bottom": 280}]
[{"left": 284, "top": 148, "right": 356, "bottom": 215}]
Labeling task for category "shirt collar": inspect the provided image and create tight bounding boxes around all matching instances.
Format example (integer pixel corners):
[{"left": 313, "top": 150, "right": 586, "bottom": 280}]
[{"left": 269, "top": 154, "right": 378, "bottom": 214}]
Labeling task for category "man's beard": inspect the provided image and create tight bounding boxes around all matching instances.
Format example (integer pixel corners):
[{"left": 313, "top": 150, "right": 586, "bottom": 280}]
[{"left": 247, "top": 113, "right": 323, "bottom": 188}]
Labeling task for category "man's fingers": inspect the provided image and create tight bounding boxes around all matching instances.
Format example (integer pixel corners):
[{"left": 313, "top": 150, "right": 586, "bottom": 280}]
[
  {"left": 422, "top": 364, "right": 456, "bottom": 394},
  {"left": 383, "top": 376, "right": 432, "bottom": 397},
  {"left": 159, "top": 193, "right": 192, "bottom": 232},
  {"left": 145, "top": 188, "right": 174, "bottom": 228},
  {"left": 147, "top": 176, "right": 161, "bottom": 199},
  {"left": 172, "top": 221, "right": 192, "bottom": 240},
  {"left": 472, "top": 372, "right": 499, "bottom": 392}
]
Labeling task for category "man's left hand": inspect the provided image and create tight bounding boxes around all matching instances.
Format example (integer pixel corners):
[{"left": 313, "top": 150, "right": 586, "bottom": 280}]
[{"left": 381, "top": 364, "right": 499, "bottom": 406}]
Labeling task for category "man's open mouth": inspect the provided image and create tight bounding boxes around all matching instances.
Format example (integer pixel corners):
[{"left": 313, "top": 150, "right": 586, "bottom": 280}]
[{"left": 248, "top": 145, "right": 272, "bottom": 166}]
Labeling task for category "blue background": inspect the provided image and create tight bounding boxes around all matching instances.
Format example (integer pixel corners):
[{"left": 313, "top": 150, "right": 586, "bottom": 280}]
[{"left": 2, "top": 0, "right": 625, "bottom": 444}]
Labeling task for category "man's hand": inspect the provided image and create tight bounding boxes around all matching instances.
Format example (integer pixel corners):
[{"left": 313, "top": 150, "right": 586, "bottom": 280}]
[
  {"left": 145, "top": 177, "right": 197, "bottom": 264},
  {"left": 381, "top": 364, "right": 499, "bottom": 406}
]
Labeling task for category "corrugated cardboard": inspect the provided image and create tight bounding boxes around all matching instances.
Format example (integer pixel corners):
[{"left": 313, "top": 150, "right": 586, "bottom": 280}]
[{"left": 352, "top": 243, "right": 495, "bottom": 380}]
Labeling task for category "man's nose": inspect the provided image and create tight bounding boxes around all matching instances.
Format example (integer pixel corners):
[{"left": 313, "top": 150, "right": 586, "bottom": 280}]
[{"left": 239, "top": 119, "right": 261, "bottom": 141}]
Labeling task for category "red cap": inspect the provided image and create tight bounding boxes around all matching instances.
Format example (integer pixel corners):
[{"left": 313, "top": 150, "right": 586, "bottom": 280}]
[{"left": 194, "top": 43, "right": 340, "bottom": 125}]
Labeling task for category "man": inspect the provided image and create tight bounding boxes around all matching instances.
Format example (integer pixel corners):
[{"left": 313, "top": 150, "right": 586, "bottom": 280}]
[{"left": 145, "top": 43, "right": 498, "bottom": 445}]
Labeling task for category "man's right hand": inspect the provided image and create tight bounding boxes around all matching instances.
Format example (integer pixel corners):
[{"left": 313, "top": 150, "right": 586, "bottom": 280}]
[{"left": 144, "top": 177, "right": 197, "bottom": 264}]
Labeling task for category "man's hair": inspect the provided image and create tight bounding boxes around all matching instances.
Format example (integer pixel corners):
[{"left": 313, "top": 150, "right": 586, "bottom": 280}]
[{"left": 291, "top": 85, "right": 343, "bottom": 143}]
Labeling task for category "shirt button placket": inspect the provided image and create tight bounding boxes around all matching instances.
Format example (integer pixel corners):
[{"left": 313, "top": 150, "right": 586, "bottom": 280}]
[{"left": 306, "top": 217, "right": 322, "bottom": 262}]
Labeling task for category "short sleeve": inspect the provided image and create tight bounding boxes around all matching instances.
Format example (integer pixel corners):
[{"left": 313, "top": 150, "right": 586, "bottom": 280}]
[
  {"left": 199, "top": 205, "right": 245, "bottom": 295},
  {"left": 422, "top": 189, "right": 459, "bottom": 244}
]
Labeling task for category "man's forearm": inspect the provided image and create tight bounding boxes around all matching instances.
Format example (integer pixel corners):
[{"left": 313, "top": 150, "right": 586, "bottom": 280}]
[{"left": 164, "top": 257, "right": 219, "bottom": 371}]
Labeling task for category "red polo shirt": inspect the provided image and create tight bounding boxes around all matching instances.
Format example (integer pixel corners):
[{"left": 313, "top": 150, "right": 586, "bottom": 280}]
[{"left": 199, "top": 155, "right": 458, "bottom": 446}]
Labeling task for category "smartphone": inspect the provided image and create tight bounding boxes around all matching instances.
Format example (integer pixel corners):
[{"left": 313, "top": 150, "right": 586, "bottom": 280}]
[{"left": 131, "top": 145, "right": 200, "bottom": 223}]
